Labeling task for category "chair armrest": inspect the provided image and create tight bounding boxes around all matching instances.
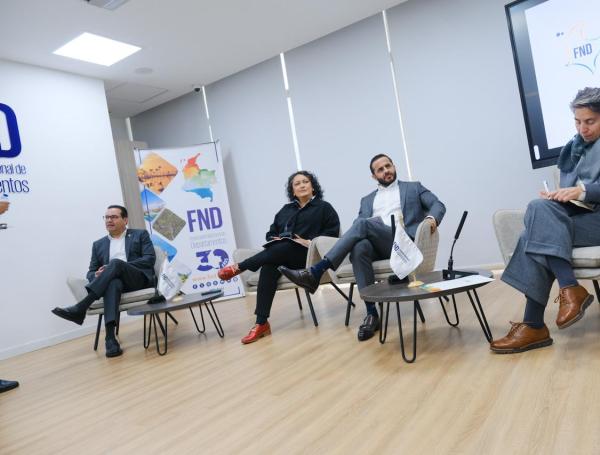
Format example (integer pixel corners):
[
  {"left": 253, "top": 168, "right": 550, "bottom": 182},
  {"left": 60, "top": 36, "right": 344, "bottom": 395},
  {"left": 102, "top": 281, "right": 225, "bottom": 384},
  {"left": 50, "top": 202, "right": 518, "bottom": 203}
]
[
  {"left": 66, "top": 277, "right": 88, "bottom": 302},
  {"left": 414, "top": 219, "right": 440, "bottom": 274},
  {"left": 493, "top": 209, "right": 525, "bottom": 266}
]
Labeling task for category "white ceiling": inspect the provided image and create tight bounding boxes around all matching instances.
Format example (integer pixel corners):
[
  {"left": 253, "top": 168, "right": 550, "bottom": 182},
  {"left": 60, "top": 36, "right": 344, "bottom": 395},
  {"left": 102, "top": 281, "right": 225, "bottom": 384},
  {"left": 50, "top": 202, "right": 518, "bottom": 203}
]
[{"left": 0, "top": 0, "right": 409, "bottom": 118}]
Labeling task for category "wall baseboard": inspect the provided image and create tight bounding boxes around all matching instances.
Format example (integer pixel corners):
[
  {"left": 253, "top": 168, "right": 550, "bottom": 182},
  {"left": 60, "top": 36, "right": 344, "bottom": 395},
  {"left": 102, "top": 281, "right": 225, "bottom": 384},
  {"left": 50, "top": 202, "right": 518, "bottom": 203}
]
[{"left": 0, "top": 314, "right": 136, "bottom": 361}]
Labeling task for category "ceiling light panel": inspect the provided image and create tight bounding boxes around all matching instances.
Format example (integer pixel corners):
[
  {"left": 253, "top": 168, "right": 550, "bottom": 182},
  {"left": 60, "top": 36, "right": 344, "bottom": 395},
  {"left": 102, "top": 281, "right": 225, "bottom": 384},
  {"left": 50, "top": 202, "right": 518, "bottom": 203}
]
[{"left": 53, "top": 32, "right": 141, "bottom": 66}]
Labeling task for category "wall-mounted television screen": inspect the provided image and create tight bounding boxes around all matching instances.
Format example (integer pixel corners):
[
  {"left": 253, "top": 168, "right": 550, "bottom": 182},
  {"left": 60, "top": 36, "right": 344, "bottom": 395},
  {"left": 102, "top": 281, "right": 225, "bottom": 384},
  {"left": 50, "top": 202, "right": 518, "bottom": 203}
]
[{"left": 506, "top": 0, "right": 600, "bottom": 168}]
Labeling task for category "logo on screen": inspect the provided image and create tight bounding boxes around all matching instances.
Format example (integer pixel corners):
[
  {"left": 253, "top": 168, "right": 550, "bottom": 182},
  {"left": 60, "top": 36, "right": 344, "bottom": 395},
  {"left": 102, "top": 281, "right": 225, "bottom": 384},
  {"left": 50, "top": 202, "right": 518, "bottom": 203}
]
[{"left": 0, "top": 103, "right": 22, "bottom": 158}]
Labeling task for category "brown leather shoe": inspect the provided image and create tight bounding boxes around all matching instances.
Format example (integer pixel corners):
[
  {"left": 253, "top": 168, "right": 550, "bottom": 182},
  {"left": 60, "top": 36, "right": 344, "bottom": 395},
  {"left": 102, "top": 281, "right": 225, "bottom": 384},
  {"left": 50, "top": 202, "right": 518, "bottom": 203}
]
[
  {"left": 490, "top": 322, "right": 553, "bottom": 354},
  {"left": 555, "top": 285, "right": 594, "bottom": 329}
]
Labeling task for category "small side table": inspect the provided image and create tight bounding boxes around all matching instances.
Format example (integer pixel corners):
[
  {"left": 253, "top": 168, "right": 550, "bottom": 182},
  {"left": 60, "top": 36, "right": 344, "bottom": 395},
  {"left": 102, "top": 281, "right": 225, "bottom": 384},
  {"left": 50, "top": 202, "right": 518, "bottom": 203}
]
[
  {"left": 128, "top": 290, "right": 224, "bottom": 356},
  {"left": 360, "top": 271, "right": 493, "bottom": 363}
]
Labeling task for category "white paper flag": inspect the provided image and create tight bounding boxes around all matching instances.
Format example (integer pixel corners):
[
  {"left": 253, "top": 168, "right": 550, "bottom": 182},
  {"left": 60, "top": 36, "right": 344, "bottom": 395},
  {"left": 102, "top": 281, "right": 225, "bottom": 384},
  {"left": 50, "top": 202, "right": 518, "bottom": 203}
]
[{"left": 389, "top": 225, "right": 423, "bottom": 279}]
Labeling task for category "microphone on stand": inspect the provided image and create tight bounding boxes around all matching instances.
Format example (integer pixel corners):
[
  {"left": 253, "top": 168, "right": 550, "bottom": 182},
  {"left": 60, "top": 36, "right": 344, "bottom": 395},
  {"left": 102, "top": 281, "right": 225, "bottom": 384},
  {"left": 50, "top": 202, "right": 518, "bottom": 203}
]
[{"left": 442, "top": 211, "right": 476, "bottom": 280}]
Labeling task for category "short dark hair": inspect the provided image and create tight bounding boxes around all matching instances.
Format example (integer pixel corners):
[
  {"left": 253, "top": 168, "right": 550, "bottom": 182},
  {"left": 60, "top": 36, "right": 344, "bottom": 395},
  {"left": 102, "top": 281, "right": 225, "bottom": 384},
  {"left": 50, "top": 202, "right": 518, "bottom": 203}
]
[
  {"left": 286, "top": 171, "right": 324, "bottom": 201},
  {"left": 107, "top": 205, "right": 128, "bottom": 218},
  {"left": 570, "top": 87, "right": 600, "bottom": 114},
  {"left": 369, "top": 154, "right": 393, "bottom": 173}
]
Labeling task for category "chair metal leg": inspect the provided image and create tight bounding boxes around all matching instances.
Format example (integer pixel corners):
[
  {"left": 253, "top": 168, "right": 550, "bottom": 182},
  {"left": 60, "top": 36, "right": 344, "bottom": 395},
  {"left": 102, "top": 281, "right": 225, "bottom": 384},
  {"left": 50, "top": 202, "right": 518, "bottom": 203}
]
[
  {"left": 304, "top": 290, "right": 318, "bottom": 327},
  {"left": 593, "top": 280, "right": 600, "bottom": 303},
  {"left": 439, "top": 294, "right": 460, "bottom": 327},
  {"left": 116, "top": 312, "right": 120, "bottom": 335},
  {"left": 466, "top": 289, "right": 493, "bottom": 342},
  {"left": 295, "top": 288, "right": 303, "bottom": 311},
  {"left": 93, "top": 314, "right": 103, "bottom": 351},
  {"left": 396, "top": 301, "right": 418, "bottom": 363},
  {"left": 329, "top": 282, "right": 356, "bottom": 308},
  {"left": 189, "top": 305, "right": 206, "bottom": 333},
  {"left": 345, "top": 283, "right": 355, "bottom": 326}
]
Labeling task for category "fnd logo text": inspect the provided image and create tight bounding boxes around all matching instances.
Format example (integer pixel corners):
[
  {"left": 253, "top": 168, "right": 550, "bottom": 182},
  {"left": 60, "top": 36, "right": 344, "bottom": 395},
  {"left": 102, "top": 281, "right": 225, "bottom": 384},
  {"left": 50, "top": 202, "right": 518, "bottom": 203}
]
[{"left": 0, "top": 103, "right": 22, "bottom": 158}]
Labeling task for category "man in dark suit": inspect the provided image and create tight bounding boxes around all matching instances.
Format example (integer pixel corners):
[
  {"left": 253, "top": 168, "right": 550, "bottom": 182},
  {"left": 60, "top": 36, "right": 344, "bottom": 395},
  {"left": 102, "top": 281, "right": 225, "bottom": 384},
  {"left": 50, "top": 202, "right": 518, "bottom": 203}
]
[
  {"left": 280, "top": 154, "right": 445, "bottom": 341},
  {"left": 52, "top": 205, "right": 156, "bottom": 357}
]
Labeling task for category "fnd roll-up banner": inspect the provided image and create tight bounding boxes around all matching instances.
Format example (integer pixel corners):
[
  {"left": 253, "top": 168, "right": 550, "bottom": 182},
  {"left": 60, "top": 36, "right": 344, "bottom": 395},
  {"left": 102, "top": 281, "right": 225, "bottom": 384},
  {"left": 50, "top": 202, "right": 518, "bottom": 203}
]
[{"left": 135, "top": 142, "right": 243, "bottom": 299}]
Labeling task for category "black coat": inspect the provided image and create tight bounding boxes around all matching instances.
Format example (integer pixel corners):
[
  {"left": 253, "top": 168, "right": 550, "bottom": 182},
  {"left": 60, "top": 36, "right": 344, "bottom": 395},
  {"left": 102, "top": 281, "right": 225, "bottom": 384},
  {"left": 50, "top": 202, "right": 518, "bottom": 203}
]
[{"left": 266, "top": 198, "right": 340, "bottom": 241}]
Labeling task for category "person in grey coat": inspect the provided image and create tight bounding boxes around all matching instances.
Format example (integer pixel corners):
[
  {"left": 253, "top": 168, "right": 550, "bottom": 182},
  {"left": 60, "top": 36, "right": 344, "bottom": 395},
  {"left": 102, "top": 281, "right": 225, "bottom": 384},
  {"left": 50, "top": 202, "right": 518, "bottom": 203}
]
[
  {"left": 492, "top": 87, "right": 600, "bottom": 354},
  {"left": 280, "top": 154, "right": 445, "bottom": 341}
]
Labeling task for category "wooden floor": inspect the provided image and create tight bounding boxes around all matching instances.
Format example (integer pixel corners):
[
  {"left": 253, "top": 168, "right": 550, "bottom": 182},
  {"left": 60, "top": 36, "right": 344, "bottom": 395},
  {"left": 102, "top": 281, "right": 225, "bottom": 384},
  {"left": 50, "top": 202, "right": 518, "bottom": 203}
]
[{"left": 2, "top": 277, "right": 600, "bottom": 454}]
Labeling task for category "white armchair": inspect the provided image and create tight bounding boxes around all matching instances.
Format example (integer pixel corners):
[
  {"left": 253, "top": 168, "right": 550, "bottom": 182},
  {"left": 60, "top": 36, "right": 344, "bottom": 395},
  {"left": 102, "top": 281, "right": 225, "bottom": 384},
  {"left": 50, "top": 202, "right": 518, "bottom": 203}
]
[
  {"left": 312, "top": 218, "right": 440, "bottom": 326},
  {"left": 66, "top": 246, "right": 166, "bottom": 350},
  {"left": 233, "top": 241, "right": 329, "bottom": 326},
  {"left": 493, "top": 209, "right": 600, "bottom": 301}
]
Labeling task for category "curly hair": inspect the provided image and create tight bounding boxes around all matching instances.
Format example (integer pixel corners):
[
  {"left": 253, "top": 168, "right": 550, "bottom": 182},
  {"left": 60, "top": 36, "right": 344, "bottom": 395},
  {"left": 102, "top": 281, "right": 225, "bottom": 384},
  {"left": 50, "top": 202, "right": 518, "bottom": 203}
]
[{"left": 286, "top": 170, "right": 323, "bottom": 201}]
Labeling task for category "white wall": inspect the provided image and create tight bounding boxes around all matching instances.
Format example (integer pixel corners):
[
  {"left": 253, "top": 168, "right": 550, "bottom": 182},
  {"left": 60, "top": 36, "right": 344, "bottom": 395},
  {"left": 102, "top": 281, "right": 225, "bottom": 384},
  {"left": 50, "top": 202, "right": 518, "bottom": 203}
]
[
  {"left": 387, "top": 0, "right": 555, "bottom": 269},
  {"left": 0, "top": 60, "right": 122, "bottom": 359},
  {"left": 130, "top": 0, "right": 558, "bottom": 268}
]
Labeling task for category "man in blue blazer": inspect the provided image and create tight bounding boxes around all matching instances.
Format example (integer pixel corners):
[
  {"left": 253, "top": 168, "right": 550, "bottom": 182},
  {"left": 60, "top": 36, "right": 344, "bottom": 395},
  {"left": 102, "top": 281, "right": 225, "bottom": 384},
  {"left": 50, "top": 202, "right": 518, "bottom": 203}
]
[
  {"left": 280, "top": 154, "right": 445, "bottom": 341},
  {"left": 52, "top": 205, "right": 156, "bottom": 357}
]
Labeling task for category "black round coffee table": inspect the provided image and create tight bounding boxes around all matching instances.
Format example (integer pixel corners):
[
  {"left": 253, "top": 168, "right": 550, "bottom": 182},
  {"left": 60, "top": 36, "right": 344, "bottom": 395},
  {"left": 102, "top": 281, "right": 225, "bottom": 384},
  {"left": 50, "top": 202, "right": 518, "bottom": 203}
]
[{"left": 359, "top": 270, "right": 494, "bottom": 363}]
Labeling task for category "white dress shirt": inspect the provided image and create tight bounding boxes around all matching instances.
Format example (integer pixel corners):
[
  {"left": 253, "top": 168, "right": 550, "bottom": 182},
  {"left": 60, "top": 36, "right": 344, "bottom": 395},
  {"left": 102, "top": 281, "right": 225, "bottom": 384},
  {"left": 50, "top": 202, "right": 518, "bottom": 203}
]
[
  {"left": 372, "top": 181, "right": 401, "bottom": 227},
  {"left": 109, "top": 230, "right": 127, "bottom": 262}
]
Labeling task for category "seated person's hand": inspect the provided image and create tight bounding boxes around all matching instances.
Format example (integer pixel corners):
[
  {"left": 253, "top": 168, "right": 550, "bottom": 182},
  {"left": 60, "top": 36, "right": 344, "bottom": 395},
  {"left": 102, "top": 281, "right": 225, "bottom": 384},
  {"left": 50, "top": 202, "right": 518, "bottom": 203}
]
[
  {"left": 293, "top": 234, "right": 311, "bottom": 247},
  {"left": 543, "top": 186, "right": 583, "bottom": 202},
  {"left": 95, "top": 265, "right": 106, "bottom": 277},
  {"left": 426, "top": 217, "right": 437, "bottom": 234}
]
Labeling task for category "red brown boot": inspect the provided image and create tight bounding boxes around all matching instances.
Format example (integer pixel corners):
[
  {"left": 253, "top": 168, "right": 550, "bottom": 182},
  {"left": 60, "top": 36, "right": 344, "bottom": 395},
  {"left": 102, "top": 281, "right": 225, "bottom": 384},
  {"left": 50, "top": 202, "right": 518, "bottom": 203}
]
[
  {"left": 490, "top": 322, "right": 553, "bottom": 354},
  {"left": 555, "top": 285, "right": 594, "bottom": 329},
  {"left": 241, "top": 322, "right": 271, "bottom": 344},
  {"left": 218, "top": 264, "right": 241, "bottom": 280}
]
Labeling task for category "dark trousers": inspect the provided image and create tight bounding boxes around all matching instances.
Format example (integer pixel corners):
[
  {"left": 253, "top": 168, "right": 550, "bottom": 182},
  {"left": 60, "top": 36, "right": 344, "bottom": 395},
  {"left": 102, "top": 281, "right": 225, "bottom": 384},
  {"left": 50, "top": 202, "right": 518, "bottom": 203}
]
[
  {"left": 86, "top": 259, "right": 151, "bottom": 324},
  {"left": 240, "top": 241, "right": 307, "bottom": 319}
]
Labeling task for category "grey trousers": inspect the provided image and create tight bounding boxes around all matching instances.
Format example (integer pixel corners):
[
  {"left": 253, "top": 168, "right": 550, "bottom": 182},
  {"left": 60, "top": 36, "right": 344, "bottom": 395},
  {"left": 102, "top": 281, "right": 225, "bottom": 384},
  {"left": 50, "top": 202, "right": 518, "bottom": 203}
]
[
  {"left": 325, "top": 217, "right": 394, "bottom": 291},
  {"left": 501, "top": 199, "right": 600, "bottom": 304}
]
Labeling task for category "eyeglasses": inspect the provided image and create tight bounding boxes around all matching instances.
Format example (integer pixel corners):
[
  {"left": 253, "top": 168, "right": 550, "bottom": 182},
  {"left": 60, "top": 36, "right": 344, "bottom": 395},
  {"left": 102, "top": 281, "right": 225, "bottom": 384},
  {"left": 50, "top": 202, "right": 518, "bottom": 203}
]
[{"left": 103, "top": 215, "right": 121, "bottom": 221}]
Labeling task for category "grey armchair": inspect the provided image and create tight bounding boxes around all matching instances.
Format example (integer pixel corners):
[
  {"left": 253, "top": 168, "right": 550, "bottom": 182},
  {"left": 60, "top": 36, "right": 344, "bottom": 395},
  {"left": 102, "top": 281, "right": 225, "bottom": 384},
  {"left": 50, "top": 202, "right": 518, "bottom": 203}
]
[
  {"left": 311, "top": 218, "right": 440, "bottom": 326},
  {"left": 66, "top": 246, "right": 166, "bottom": 350},
  {"left": 493, "top": 209, "right": 600, "bottom": 301},
  {"left": 233, "top": 241, "right": 325, "bottom": 326}
]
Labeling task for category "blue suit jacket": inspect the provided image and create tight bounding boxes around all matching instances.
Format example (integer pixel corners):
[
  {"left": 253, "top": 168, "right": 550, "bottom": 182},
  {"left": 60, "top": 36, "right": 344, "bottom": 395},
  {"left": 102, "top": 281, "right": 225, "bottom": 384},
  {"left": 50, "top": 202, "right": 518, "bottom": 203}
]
[
  {"left": 86, "top": 229, "right": 156, "bottom": 283},
  {"left": 358, "top": 180, "right": 446, "bottom": 238}
]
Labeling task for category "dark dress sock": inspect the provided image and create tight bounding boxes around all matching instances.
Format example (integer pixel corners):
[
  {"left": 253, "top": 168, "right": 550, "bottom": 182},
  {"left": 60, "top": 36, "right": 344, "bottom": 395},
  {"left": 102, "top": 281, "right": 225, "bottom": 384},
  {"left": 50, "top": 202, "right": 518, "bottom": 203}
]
[
  {"left": 309, "top": 258, "right": 333, "bottom": 281},
  {"left": 105, "top": 321, "right": 116, "bottom": 340},
  {"left": 523, "top": 296, "right": 545, "bottom": 329},
  {"left": 256, "top": 315, "right": 268, "bottom": 325},
  {"left": 547, "top": 256, "right": 577, "bottom": 289},
  {"left": 75, "top": 290, "right": 99, "bottom": 312},
  {"left": 365, "top": 302, "right": 379, "bottom": 318}
]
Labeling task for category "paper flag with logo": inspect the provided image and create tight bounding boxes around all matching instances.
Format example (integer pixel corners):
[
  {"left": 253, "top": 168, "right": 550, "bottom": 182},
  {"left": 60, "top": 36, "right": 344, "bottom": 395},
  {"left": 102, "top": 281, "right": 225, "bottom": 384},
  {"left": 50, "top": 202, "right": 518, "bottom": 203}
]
[{"left": 389, "top": 225, "right": 423, "bottom": 279}]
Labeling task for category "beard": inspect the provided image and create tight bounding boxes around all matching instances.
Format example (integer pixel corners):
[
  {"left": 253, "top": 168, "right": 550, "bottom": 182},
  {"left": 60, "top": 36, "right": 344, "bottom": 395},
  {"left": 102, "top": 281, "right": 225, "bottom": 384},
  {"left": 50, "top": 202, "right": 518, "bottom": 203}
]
[{"left": 376, "top": 171, "right": 397, "bottom": 187}]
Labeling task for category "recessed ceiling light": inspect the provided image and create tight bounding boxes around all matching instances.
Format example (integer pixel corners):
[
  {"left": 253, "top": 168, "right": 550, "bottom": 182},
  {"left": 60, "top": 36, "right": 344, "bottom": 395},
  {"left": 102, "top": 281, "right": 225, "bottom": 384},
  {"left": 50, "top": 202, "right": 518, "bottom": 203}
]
[{"left": 53, "top": 32, "right": 141, "bottom": 66}]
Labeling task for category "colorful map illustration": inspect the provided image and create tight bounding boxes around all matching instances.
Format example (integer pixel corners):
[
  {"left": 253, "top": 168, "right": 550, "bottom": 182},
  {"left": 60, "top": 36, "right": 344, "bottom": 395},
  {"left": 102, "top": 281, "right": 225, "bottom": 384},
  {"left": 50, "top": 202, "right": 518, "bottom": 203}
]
[{"left": 182, "top": 153, "right": 217, "bottom": 201}]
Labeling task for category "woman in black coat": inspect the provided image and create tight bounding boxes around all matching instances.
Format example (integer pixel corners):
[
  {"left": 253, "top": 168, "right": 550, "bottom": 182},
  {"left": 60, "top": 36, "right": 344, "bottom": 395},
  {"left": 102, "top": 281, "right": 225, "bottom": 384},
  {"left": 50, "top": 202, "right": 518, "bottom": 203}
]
[{"left": 218, "top": 170, "right": 340, "bottom": 344}]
